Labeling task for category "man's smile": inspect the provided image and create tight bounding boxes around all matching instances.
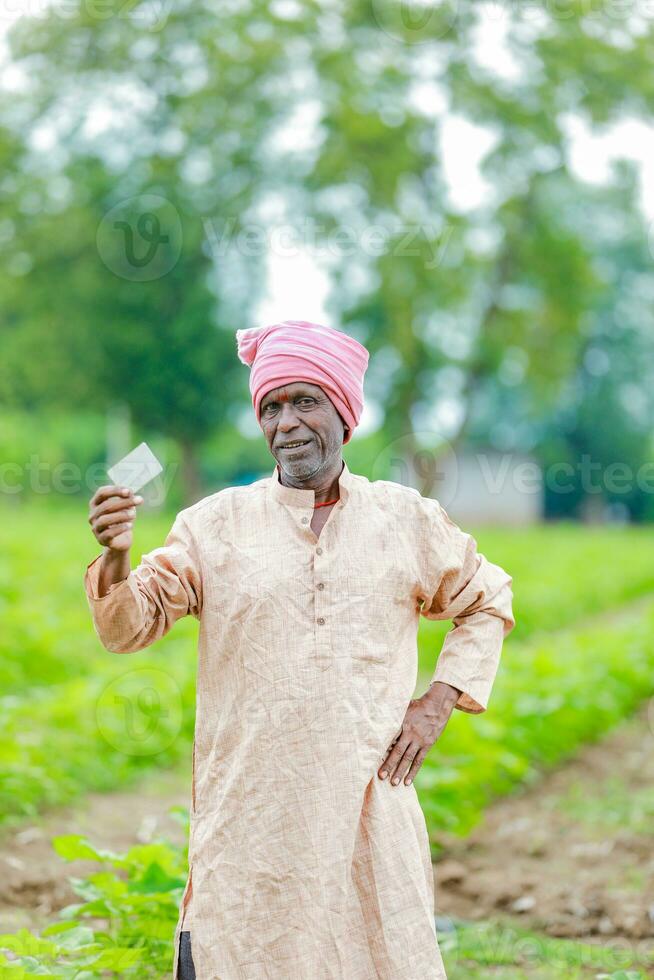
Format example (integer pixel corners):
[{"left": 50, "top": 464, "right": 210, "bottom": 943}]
[{"left": 278, "top": 439, "right": 312, "bottom": 452}]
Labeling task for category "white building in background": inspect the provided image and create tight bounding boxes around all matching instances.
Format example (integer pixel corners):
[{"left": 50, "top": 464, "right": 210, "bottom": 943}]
[{"left": 434, "top": 450, "right": 543, "bottom": 526}]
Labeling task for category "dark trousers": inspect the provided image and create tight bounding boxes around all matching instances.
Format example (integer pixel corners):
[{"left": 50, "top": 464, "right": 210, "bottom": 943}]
[{"left": 177, "top": 931, "right": 196, "bottom": 980}]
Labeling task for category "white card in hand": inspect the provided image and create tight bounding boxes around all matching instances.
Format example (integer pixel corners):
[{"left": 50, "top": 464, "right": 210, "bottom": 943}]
[{"left": 107, "top": 441, "right": 163, "bottom": 493}]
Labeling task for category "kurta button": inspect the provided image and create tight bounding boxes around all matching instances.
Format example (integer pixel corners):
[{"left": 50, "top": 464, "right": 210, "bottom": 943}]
[
  {"left": 317, "top": 582, "right": 324, "bottom": 590},
  {"left": 316, "top": 547, "right": 323, "bottom": 555},
  {"left": 317, "top": 617, "right": 325, "bottom": 625},
  {"left": 301, "top": 517, "right": 309, "bottom": 524}
]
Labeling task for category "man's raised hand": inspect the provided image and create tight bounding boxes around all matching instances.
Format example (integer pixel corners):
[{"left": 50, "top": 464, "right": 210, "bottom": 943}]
[{"left": 88, "top": 485, "right": 144, "bottom": 553}]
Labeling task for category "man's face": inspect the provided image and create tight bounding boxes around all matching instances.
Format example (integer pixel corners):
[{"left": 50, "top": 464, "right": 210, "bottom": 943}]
[{"left": 260, "top": 381, "right": 346, "bottom": 481}]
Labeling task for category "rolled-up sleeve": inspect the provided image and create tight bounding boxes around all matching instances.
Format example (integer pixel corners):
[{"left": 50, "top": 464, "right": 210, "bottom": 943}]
[
  {"left": 421, "top": 500, "right": 515, "bottom": 714},
  {"left": 83, "top": 510, "right": 202, "bottom": 654}
]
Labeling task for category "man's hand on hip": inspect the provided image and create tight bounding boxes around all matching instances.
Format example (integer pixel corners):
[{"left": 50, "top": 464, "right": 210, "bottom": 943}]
[{"left": 377, "top": 681, "right": 461, "bottom": 787}]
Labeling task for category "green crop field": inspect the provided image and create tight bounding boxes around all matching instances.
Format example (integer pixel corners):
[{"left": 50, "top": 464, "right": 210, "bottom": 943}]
[
  {"left": 2, "top": 500, "right": 654, "bottom": 976},
  {"left": 2, "top": 500, "right": 654, "bottom": 830}
]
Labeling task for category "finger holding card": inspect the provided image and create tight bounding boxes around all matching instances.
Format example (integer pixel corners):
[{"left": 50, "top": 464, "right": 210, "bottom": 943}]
[
  {"left": 88, "top": 443, "right": 163, "bottom": 552},
  {"left": 89, "top": 488, "right": 142, "bottom": 552}
]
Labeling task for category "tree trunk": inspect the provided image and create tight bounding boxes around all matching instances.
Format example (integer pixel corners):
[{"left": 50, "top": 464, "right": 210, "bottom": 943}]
[
  {"left": 179, "top": 437, "right": 203, "bottom": 507},
  {"left": 105, "top": 400, "right": 131, "bottom": 468}
]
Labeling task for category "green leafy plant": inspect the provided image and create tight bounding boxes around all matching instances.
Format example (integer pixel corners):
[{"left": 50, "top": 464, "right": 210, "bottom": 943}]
[{"left": 0, "top": 813, "right": 189, "bottom": 978}]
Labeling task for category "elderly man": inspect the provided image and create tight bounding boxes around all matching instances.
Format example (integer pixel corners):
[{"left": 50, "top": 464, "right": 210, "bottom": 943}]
[{"left": 85, "top": 320, "right": 514, "bottom": 980}]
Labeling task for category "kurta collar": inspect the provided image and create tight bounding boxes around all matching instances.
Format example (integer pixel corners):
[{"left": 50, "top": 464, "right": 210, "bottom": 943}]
[{"left": 268, "top": 457, "right": 354, "bottom": 508}]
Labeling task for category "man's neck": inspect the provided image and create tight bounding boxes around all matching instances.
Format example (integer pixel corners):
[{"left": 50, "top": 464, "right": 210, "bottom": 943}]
[{"left": 278, "top": 458, "right": 343, "bottom": 505}]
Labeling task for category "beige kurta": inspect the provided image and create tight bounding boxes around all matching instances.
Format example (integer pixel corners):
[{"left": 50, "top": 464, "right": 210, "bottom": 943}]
[{"left": 84, "top": 458, "right": 514, "bottom": 980}]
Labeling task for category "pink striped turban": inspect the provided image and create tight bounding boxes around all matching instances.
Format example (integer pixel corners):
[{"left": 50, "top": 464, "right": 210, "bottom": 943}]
[{"left": 235, "top": 320, "right": 369, "bottom": 444}]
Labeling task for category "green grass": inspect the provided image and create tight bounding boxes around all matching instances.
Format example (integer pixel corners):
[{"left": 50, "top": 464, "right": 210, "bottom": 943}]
[
  {"left": 4, "top": 503, "right": 654, "bottom": 696},
  {"left": 418, "top": 522, "right": 654, "bottom": 653},
  {"left": 442, "top": 921, "right": 652, "bottom": 978},
  {"left": 0, "top": 667, "right": 197, "bottom": 828},
  {"left": 0, "top": 504, "right": 189, "bottom": 693},
  {"left": 418, "top": 599, "right": 654, "bottom": 841},
  {"left": 0, "top": 503, "right": 199, "bottom": 826},
  {"left": 3, "top": 499, "right": 654, "bottom": 833},
  {"left": 2, "top": 500, "right": 654, "bottom": 976},
  {"left": 558, "top": 778, "right": 654, "bottom": 836}
]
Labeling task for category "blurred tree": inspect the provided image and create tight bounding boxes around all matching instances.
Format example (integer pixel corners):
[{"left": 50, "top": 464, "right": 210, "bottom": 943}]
[
  {"left": 2, "top": 0, "right": 654, "bottom": 519},
  {"left": 297, "top": 2, "right": 654, "bottom": 508},
  {"left": 0, "top": 1, "right": 310, "bottom": 502}
]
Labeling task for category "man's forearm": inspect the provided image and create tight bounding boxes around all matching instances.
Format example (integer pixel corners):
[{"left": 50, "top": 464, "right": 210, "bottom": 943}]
[
  {"left": 96, "top": 548, "right": 131, "bottom": 598},
  {"left": 423, "top": 680, "right": 461, "bottom": 709}
]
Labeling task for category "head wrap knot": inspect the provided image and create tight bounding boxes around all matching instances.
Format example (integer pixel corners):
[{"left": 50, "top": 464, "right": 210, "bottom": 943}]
[{"left": 235, "top": 320, "right": 369, "bottom": 444}]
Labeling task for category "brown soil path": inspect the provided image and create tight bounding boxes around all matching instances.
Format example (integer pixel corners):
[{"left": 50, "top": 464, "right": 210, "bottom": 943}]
[
  {"left": 434, "top": 701, "right": 654, "bottom": 942},
  {"left": 0, "top": 766, "right": 190, "bottom": 933}
]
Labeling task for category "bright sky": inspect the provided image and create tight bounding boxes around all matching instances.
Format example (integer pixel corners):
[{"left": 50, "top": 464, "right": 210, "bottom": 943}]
[
  {"left": 259, "top": 117, "right": 654, "bottom": 329},
  {"left": 258, "top": 6, "right": 654, "bottom": 327},
  {"left": 3, "top": 1, "right": 654, "bottom": 335}
]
